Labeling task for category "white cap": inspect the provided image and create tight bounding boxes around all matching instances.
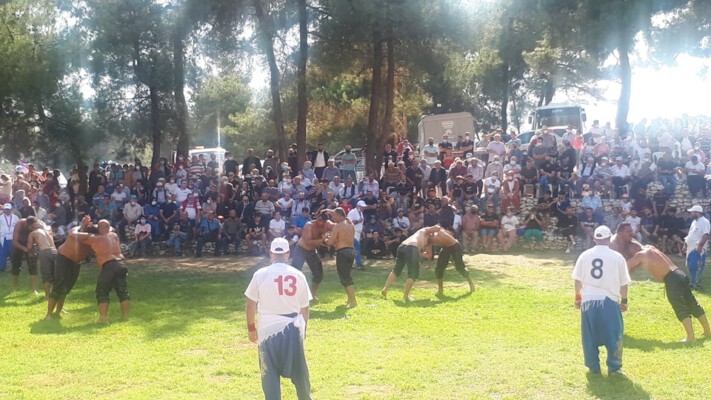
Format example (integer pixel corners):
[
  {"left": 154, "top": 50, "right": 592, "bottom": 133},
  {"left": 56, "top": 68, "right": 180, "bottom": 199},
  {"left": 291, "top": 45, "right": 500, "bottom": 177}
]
[
  {"left": 356, "top": 201, "right": 366, "bottom": 208},
  {"left": 594, "top": 226, "right": 612, "bottom": 240},
  {"left": 3, "top": 203, "right": 11, "bottom": 210},
  {"left": 270, "top": 238, "right": 290, "bottom": 254},
  {"left": 688, "top": 205, "right": 704, "bottom": 213}
]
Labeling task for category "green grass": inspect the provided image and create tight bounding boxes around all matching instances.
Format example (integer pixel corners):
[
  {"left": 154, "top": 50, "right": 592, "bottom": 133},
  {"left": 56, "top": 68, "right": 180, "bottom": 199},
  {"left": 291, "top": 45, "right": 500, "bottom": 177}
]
[{"left": 1, "top": 251, "right": 710, "bottom": 399}]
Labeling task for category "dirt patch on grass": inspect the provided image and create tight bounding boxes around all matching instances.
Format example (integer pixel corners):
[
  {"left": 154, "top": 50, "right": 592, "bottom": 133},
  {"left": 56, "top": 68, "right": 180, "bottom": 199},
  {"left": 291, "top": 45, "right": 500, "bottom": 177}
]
[
  {"left": 178, "top": 349, "right": 209, "bottom": 357},
  {"left": 125, "top": 256, "right": 269, "bottom": 273},
  {"left": 344, "top": 384, "right": 399, "bottom": 398}
]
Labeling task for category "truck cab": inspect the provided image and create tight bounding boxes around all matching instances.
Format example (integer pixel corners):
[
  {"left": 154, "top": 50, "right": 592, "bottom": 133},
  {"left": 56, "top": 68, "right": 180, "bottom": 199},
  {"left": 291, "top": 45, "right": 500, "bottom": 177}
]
[{"left": 528, "top": 102, "right": 587, "bottom": 136}]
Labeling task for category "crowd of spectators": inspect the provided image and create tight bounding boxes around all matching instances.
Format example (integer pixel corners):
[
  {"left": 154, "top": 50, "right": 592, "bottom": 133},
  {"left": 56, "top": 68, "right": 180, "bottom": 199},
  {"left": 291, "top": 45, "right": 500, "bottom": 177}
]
[{"left": 1, "top": 116, "right": 710, "bottom": 260}]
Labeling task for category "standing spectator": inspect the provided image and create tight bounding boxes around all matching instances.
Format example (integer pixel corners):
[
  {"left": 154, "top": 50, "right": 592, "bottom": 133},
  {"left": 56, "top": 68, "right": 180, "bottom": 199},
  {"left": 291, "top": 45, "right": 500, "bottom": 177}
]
[
  {"left": 461, "top": 205, "right": 480, "bottom": 253},
  {"left": 382, "top": 143, "right": 398, "bottom": 169},
  {"left": 428, "top": 161, "right": 447, "bottom": 197},
  {"left": 263, "top": 150, "right": 279, "bottom": 175},
  {"left": 486, "top": 133, "right": 506, "bottom": 160},
  {"left": 244, "top": 238, "right": 312, "bottom": 400},
  {"left": 339, "top": 145, "right": 358, "bottom": 182},
  {"left": 423, "top": 137, "right": 438, "bottom": 166},
  {"left": 684, "top": 205, "right": 710, "bottom": 290},
  {"left": 309, "top": 144, "right": 329, "bottom": 180},
  {"left": 571, "top": 225, "right": 630, "bottom": 376},
  {"left": 222, "top": 210, "right": 243, "bottom": 254},
  {"left": 242, "top": 149, "right": 262, "bottom": 176},
  {"left": 223, "top": 152, "right": 239, "bottom": 176},
  {"left": 438, "top": 134, "right": 453, "bottom": 162},
  {"left": 0, "top": 203, "right": 19, "bottom": 272}
]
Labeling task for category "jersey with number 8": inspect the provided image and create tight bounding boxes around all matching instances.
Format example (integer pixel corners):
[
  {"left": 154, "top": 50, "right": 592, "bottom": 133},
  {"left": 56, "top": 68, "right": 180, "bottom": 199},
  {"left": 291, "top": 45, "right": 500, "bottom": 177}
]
[
  {"left": 245, "top": 262, "right": 312, "bottom": 316},
  {"left": 572, "top": 245, "right": 631, "bottom": 302}
]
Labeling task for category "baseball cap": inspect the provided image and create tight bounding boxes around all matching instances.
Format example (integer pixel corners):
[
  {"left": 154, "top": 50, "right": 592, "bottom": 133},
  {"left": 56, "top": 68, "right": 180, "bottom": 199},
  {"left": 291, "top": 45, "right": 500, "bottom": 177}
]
[
  {"left": 594, "top": 226, "right": 612, "bottom": 239},
  {"left": 3, "top": 203, "right": 11, "bottom": 210},
  {"left": 688, "top": 205, "right": 704, "bottom": 213},
  {"left": 615, "top": 156, "right": 623, "bottom": 161},
  {"left": 357, "top": 201, "right": 366, "bottom": 208},
  {"left": 270, "top": 238, "right": 290, "bottom": 254}
]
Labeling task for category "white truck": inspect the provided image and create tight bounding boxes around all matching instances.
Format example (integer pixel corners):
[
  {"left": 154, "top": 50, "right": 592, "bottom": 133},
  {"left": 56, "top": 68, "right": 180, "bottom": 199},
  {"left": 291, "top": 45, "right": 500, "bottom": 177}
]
[
  {"left": 527, "top": 102, "right": 587, "bottom": 136},
  {"left": 417, "top": 112, "right": 476, "bottom": 149}
]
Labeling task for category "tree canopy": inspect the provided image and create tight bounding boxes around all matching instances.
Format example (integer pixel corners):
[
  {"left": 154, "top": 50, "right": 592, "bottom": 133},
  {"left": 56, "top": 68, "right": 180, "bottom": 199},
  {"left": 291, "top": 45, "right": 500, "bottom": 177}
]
[{"left": 0, "top": 0, "right": 708, "bottom": 167}]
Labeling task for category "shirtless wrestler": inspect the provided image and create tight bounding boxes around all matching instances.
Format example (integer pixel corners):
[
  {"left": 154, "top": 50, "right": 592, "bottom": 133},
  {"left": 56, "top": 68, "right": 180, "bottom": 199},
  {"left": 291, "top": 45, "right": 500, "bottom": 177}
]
[
  {"left": 322, "top": 208, "right": 358, "bottom": 308},
  {"left": 72, "top": 220, "right": 130, "bottom": 324},
  {"left": 291, "top": 213, "right": 333, "bottom": 300},
  {"left": 46, "top": 216, "right": 96, "bottom": 319},
  {"left": 381, "top": 226, "right": 441, "bottom": 302},
  {"left": 27, "top": 219, "right": 57, "bottom": 300},
  {"left": 428, "top": 228, "right": 475, "bottom": 295},
  {"left": 614, "top": 222, "right": 711, "bottom": 342}
]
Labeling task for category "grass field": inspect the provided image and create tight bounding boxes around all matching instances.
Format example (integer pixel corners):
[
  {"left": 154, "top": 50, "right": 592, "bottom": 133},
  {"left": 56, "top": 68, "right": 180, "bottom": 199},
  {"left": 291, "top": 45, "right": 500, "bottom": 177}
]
[{"left": 1, "top": 250, "right": 710, "bottom": 400}]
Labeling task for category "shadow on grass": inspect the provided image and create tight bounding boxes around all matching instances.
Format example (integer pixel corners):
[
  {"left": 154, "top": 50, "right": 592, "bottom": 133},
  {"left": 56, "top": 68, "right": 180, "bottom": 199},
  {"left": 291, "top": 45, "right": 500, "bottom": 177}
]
[
  {"left": 435, "top": 291, "right": 473, "bottom": 303},
  {"left": 624, "top": 334, "right": 704, "bottom": 352},
  {"left": 392, "top": 298, "right": 438, "bottom": 308},
  {"left": 311, "top": 305, "right": 350, "bottom": 320},
  {"left": 586, "top": 372, "right": 650, "bottom": 400},
  {"left": 29, "top": 318, "right": 108, "bottom": 335}
]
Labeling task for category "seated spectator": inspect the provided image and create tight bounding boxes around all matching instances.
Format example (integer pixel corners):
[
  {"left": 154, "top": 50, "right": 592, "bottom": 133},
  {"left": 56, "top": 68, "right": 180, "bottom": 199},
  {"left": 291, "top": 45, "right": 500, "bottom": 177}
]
[
  {"left": 656, "top": 150, "right": 677, "bottom": 196},
  {"left": 392, "top": 208, "right": 410, "bottom": 232},
  {"left": 555, "top": 207, "right": 578, "bottom": 253},
  {"left": 166, "top": 211, "right": 193, "bottom": 256},
  {"left": 611, "top": 156, "right": 631, "bottom": 198},
  {"left": 685, "top": 155, "right": 706, "bottom": 198},
  {"left": 423, "top": 204, "right": 440, "bottom": 227},
  {"left": 195, "top": 211, "right": 225, "bottom": 257},
  {"left": 579, "top": 207, "right": 603, "bottom": 248},
  {"left": 130, "top": 216, "right": 152, "bottom": 257},
  {"left": 461, "top": 205, "right": 480, "bottom": 253},
  {"left": 340, "top": 177, "right": 358, "bottom": 203},
  {"left": 640, "top": 207, "right": 658, "bottom": 243},
  {"left": 479, "top": 205, "right": 499, "bottom": 253},
  {"left": 144, "top": 200, "right": 162, "bottom": 240},
  {"left": 498, "top": 208, "right": 520, "bottom": 251},
  {"left": 480, "top": 171, "right": 501, "bottom": 210},
  {"left": 275, "top": 192, "right": 294, "bottom": 220},
  {"left": 268, "top": 211, "right": 286, "bottom": 240},
  {"left": 292, "top": 207, "right": 311, "bottom": 235},
  {"left": 245, "top": 214, "right": 268, "bottom": 253},
  {"left": 624, "top": 209, "right": 642, "bottom": 242},
  {"left": 364, "top": 231, "right": 386, "bottom": 259},
  {"left": 500, "top": 171, "right": 520, "bottom": 213},
  {"left": 580, "top": 189, "right": 602, "bottom": 215},
  {"left": 522, "top": 209, "right": 545, "bottom": 250},
  {"left": 607, "top": 206, "right": 623, "bottom": 232},
  {"left": 222, "top": 209, "right": 242, "bottom": 255}
]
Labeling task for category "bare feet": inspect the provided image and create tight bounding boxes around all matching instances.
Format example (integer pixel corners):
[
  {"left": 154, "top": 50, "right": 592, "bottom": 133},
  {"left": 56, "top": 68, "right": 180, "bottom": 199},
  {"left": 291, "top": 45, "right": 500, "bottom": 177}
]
[
  {"left": 380, "top": 289, "right": 388, "bottom": 299},
  {"left": 403, "top": 295, "right": 415, "bottom": 302},
  {"left": 96, "top": 318, "right": 109, "bottom": 324},
  {"left": 346, "top": 302, "right": 357, "bottom": 309},
  {"left": 680, "top": 337, "right": 696, "bottom": 343},
  {"left": 44, "top": 315, "right": 53, "bottom": 321},
  {"left": 435, "top": 290, "right": 444, "bottom": 297}
]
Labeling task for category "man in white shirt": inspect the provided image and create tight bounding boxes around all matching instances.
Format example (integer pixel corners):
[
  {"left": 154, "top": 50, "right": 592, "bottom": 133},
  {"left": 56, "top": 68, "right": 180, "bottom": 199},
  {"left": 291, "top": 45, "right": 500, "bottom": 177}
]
[
  {"left": 393, "top": 209, "right": 411, "bottom": 231},
  {"left": 347, "top": 201, "right": 366, "bottom": 269},
  {"left": 610, "top": 156, "right": 631, "bottom": 199},
  {"left": 422, "top": 137, "right": 438, "bottom": 166},
  {"left": 685, "top": 155, "right": 706, "bottom": 198},
  {"left": 571, "top": 225, "right": 630, "bottom": 376},
  {"left": 0, "top": 203, "right": 19, "bottom": 272},
  {"left": 684, "top": 205, "right": 710, "bottom": 290},
  {"left": 245, "top": 238, "right": 312, "bottom": 400},
  {"left": 268, "top": 211, "right": 286, "bottom": 240},
  {"left": 174, "top": 180, "right": 192, "bottom": 203}
]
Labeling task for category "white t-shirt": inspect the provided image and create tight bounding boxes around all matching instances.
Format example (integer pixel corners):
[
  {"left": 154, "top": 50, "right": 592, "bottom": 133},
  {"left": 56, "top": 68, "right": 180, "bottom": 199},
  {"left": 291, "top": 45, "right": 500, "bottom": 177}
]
[
  {"left": 685, "top": 216, "right": 711, "bottom": 253},
  {"left": 571, "top": 245, "right": 630, "bottom": 302},
  {"left": 501, "top": 215, "right": 519, "bottom": 232},
  {"left": 269, "top": 219, "right": 286, "bottom": 237},
  {"left": 244, "top": 263, "right": 312, "bottom": 343},
  {"left": 347, "top": 208, "right": 364, "bottom": 240},
  {"left": 175, "top": 187, "right": 192, "bottom": 203},
  {"left": 423, "top": 145, "right": 438, "bottom": 164},
  {"left": 483, "top": 177, "right": 500, "bottom": 195},
  {"left": 453, "top": 214, "right": 462, "bottom": 231},
  {"left": 393, "top": 216, "right": 410, "bottom": 230}
]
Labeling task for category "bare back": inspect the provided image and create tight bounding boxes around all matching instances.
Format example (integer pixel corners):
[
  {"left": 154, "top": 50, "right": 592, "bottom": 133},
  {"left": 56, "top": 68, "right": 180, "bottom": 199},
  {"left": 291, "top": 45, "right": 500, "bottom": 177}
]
[
  {"left": 428, "top": 230, "right": 458, "bottom": 248},
  {"left": 86, "top": 232, "right": 124, "bottom": 267},
  {"left": 328, "top": 220, "right": 355, "bottom": 250},
  {"left": 58, "top": 226, "right": 92, "bottom": 262},
  {"left": 28, "top": 228, "right": 55, "bottom": 251},
  {"left": 627, "top": 245, "right": 678, "bottom": 282},
  {"left": 297, "top": 221, "right": 329, "bottom": 251},
  {"left": 402, "top": 228, "right": 431, "bottom": 251}
]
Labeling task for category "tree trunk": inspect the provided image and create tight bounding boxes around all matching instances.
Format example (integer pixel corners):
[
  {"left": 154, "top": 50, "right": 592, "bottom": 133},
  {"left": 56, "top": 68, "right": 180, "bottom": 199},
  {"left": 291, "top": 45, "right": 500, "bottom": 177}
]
[
  {"left": 616, "top": 44, "right": 632, "bottom": 137},
  {"left": 149, "top": 84, "right": 161, "bottom": 167},
  {"left": 500, "top": 63, "right": 509, "bottom": 132},
  {"left": 295, "top": 0, "right": 308, "bottom": 172},
  {"left": 380, "top": 36, "right": 395, "bottom": 154},
  {"left": 173, "top": 28, "right": 190, "bottom": 159},
  {"left": 365, "top": 33, "right": 384, "bottom": 176},
  {"left": 543, "top": 77, "right": 555, "bottom": 105},
  {"left": 254, "top": 0, "right": 286, "bottom": 163}
]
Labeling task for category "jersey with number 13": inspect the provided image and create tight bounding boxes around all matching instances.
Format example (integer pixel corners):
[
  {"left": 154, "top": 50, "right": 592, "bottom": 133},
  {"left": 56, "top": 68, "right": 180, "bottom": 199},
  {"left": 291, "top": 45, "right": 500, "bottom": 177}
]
[
  {"left": 571, "top": 245, "right": 631, "bottom": 302},
  {"left": 245, "top": 262, "right": 312, "bottom": 316}
]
